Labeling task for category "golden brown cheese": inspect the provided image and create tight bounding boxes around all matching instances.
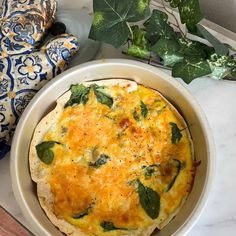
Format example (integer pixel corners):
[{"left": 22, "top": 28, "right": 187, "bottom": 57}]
[{"left": 33, "top": 83, "right": 194, "bottom": 235}]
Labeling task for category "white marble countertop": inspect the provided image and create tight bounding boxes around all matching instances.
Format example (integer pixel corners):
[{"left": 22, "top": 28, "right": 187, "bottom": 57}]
[{"left": 1, "top": 1, "right": 236, "bottom": 236}]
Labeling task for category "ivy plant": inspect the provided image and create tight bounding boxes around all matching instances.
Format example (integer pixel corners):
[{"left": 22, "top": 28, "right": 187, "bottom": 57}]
[{"left": 89, "top": 0, "right": 236, "bottom": 83}]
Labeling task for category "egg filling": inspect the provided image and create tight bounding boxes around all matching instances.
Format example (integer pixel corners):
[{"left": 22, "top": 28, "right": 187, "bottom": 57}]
[{"left": 34, "top": 83, "right": 194, "bottom": 235}]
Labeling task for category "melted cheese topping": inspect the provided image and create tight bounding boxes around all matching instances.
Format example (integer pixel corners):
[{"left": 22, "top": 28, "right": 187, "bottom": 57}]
[{"left": 40, "top": 84, "right": 194, "bottom": 235}]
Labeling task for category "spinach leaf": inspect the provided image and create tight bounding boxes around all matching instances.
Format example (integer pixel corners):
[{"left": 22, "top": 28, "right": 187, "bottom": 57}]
[
  {"left": 36, "top": 141, "right": 61, "bottom": 165},
  {"left": 89, "top": 154, "right": 110, "bottom": 168},
  {"left": 92, "top": 85, "right": 113, "bottom": 108},
  {"left": 73, "top": 210, "right": 89, "bottom": 219},
  {"left": 136, "top": 179, "right": 160, "bottom": 219},
  {"left": 197, "top": 24, "right": 229, "bottom": 56},
  {"left": 72, "top": 205, "right": 93, "bottom": 219},
  {"left": 100, "top": 221, "right": 128, "bottom": 231},
  {"left": 140, "top": 101, "right": 148, "bottom": 118},
  {"left": 172, "top": 57, "right": 211, "bottom": 84},
  {"left": 145, "top": 10, "right": 176, "bottom": 45},
  {"left": 89, "top": 0, "right": 150, "bottom": 48},
  {"left": 132, "top": 101, "right": 148, "bottom": 121},
  {"left": 151, "top": 37, "right": 183, "bottom": 66},
  {"left": 142, "top": 164, "right": 160, "bottom": 178},
  {"left": 166, "top": 159, "right": 182, "bottom": 191},
  {"left": 65, "top": 84, "right": 90, "bottom": 108},
  {"left": 169, "top": 122, "right": 183, "bottom": 144},
  {"left": 133, "top": 110, "right": 140, "bottom": 121},
  {"left": 144, "top": 166, "right": 155, "bottom": 177}
]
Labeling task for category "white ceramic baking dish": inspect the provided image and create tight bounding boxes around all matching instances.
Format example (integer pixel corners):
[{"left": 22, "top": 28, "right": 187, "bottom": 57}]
[{"left": 10, "top": 59, "right": 215, "bottom": 236}]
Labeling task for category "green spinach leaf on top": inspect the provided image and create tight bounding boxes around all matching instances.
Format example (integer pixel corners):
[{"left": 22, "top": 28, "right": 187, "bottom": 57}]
[
  {"left": 65, "top": 84, "right": 90, "bottom": 108},
  {"left": 133, "top": 110, "right": 140, "bottom": 121},
  {"left": 89, "top": 154, "right": 111, "bottom": 168},
  {"left": 133, "top": 101, "right": 148, "bottom": 121},
  {"left": 36, "top": 141, "right": 61, "bottom": 165},
  {"left": 92, "top": 84, "right": 113, "bottom": 108},
  {"left": 136, "top": 179, "right": 160, "bottom": 219},
  {"left": 140, "top": 101, "right": 148, "bottom": 118},
  {"left": 165, "top": 159, "right": 182, "bottom": 191},
  {"left": 72, "top": 204, "right": 94, "bottom": 219},
  {"left": 100, "top": 221, "right": 128, "bottom": 231},
  {"left": 142, "top": 164, "right": 160, "bottom": 178},
  {"left": 169, "top": 122, "right": 183, "bottom": 144}
]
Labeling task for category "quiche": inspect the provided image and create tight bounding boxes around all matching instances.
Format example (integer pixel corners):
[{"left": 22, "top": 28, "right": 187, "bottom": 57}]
[{"left": 29, "top": 79, "right": 195, "bottom": 236}]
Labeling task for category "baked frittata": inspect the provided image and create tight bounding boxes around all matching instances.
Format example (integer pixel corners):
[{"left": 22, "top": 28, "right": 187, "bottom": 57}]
[{"left": 29, "top": 79, "right": 195, "bottom": 236}]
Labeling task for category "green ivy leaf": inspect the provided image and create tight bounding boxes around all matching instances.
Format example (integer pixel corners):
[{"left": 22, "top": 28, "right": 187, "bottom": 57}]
[
  {"left": 151, "top": 37, "right": 183, "bottom": 65},
  {"left": 178, "top": 37, "right": 207, "bottom": 58},
  {"left": 89, "top": 0, "right": 150, "bottom": 48},
  {"left": 231, "top": 68, "right": 236, "bottom": 80},
  {"left": 36, "top": 141, "right": 61, "bottom": 165},
  {"left": 178, "top": 0, "right": 203, "bottom": 32},
  {"left": 197, "top": 24, "right": 229, "bottom": 55},
  {"left": 208, "top": 54, "right": 236, "bottom": 80},
  {"left": 131, "top": 26, "right": 147, "bottom": 47},
  {"left": 172, "top": 57, "right": 211, "bottom": 83},
  {"left": 127, "top": 45, "right": 150, "bottom": 59},
  {"left": 209, "top": 64, "right": 230, "bottom": 80},
  {"left": 100, "top": 221, "right": 128, "bottom": 231},
  {"left": 165, "top": 0, "right": 183, "bottom": 8},
  {"left": 92, "top": 85, "right": 113, "bottom": 108},
  {"left": 145, "top": 9, "right": 176, "bottom": 45},
  {"left": 164, "top": 0, "right": 203, "bottom": 32},
  {"left": 127, "top": 26, "right": 150, "bottom": 59},
  {"left": 65, "top": 84, "right": 90, "bottom": 108},
  {"left": 140, "top": 101, "right": 148, "bottom": 118},
  {"left": 164, "top": 54, "right": 185, "bottom": 66},
  {"left": 89, "top": 154, "right": 110, "bottom": 168},
  {"left": 169, "top": 122, "right": 183, "bottom": 144},
  {"left": 136, "top": 179, "right": 160, "bottom": 219}
]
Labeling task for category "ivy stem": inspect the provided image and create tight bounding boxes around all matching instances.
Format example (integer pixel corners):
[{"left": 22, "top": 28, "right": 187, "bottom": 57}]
[
  {"left": 126, "top": 22, "right": 134, "bottom": 41},
  {"left": 170, "top": 23, "right": 181, "bottom": 29},
  {"left": 122, "top": 51, "right": 172, "bottom": 70}
]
